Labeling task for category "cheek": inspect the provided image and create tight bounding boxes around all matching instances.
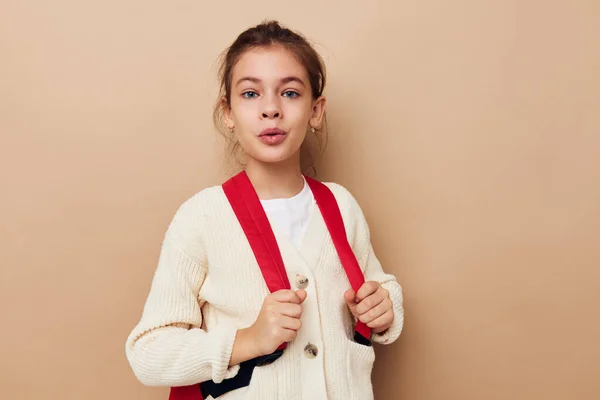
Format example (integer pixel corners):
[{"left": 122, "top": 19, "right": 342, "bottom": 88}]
[
  {"left": 285, "top": 102, "right": 313, "bottom": 125},
  {"left": 230, "top": 100, "right": 247, "bottom": 118}
]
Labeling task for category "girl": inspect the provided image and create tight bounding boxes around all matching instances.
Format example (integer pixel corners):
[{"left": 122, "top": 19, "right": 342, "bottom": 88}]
[{"left": 126, "top": 20, "right": 404, "bottom": 400}]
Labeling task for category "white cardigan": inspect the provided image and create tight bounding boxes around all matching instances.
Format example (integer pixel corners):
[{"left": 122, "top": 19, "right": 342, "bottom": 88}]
[{"left": 125, "top": 181, "right": 404, "bottom": 400}]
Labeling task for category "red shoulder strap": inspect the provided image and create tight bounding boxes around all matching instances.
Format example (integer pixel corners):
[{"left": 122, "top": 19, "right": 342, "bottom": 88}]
[
  {"left": 169, "top": 385, "right": 202, "bottom": 400},
  {"left": 222, "top": 171, "right": 291, "bottom": 293},
  {"left": 222, "top": 171, "right": 289, "bottom": 355},
  {"left": 304, "top": 177, "right": 371, "bottom": 341}
]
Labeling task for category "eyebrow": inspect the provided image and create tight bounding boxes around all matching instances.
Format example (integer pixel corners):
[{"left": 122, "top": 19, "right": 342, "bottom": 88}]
[{"left": 235, "top": 76, "right": 306, "bottom": 87}]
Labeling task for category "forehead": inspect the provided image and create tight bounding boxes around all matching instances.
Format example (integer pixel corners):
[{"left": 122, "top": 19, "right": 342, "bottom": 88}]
[{"left": 232, "top": 46, "right": 309, "bottom": 83}]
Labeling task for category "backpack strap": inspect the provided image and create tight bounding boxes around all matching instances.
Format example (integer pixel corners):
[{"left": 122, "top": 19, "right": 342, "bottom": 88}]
[
  {"left": 304, "top": 176, "right": 372, "bottom": 344},
  {"left": 222, "top": 171, "right": 291, "bottom": 293},
  {"left": 221, "top": 171, "right": 290, "bottom": 355},
  {"left": 168, "top": 385, "right": 202, "bottom": 400}
]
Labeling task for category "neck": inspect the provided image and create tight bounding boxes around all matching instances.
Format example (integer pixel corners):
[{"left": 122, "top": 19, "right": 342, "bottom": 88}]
[{"left": 244, "top": 154, "right": 304, "bottom": 200}]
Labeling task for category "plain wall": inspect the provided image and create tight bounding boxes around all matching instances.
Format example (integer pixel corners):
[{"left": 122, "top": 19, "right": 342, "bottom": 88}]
[{"left": 1, "top": 1, "right": 599, "bottom": 399}]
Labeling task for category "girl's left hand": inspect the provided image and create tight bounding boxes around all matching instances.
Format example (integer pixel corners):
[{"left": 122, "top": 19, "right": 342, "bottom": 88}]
[{"left": 344, "top": 281, "right": 394, "bottom": 334}]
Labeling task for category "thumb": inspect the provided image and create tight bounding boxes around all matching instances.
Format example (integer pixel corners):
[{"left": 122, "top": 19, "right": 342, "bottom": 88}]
[
  {"left": 344, "top": 289, "right": 357, "bottom": 306},
  {"left": 344, "top": 289, "right": 359, "bottom": 318},
  {"left": 296, "top": 289, "right": 308, "bottom": 304}
]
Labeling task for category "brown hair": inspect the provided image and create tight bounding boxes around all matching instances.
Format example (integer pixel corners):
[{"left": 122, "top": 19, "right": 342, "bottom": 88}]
[{"left": 213, "top": 20, "right": 328, "bottom": 176}]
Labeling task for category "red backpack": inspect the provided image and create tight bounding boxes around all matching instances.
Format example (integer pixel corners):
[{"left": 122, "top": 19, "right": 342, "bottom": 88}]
[{"left": 169, "top": 171, "right": 371, "bottom": 400}]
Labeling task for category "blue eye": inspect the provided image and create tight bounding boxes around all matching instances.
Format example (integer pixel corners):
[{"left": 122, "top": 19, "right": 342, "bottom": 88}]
[
  {"left": 242, "top": 91, "right": 258, "bottom": 99},
  {"left": 283, "top": 91, "right": 299, "bottom": 98}
]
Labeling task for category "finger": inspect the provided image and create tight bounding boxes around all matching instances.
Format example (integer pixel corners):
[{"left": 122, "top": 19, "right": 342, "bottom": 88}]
[
  {"left": 295, "top": 289, "right": 307, "bottom": 304},
  {"left": 368, "top": 309, "right": 394, "bottom": 333},
  {"left": 278, "top": 315, "right": 302, "bottom": 331},
  {"left": 344, "top": 289, "right": 360, "bottom": 318},
  {"left": 358, "top": 298, "right": 392, "bottom": 324},
  {"left": 355, "top": 291, "right": 386, "bottom": 315},
  {"left": 356, "top": 281, "right": 380, "bottom": 302},
  {"left": 272, "top": 289, "right": 302, "bottom": 304},
  {"left": 344, "top": 289, "right": 356, "bottom": 306},
  {"left": 281, "top": 328, "right": 299, "bottom": 342},
  {"left": 277, "top": 303, "right": 303, "bottom": 318}
]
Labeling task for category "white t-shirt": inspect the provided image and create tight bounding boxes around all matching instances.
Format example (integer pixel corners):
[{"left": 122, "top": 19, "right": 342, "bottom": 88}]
[{"left": 260, "top": 178, "right": 314, "bottom": 251}]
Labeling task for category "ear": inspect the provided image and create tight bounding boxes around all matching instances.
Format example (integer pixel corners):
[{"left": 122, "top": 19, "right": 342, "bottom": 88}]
[
  {"left": 309, "top": 95, "right": 326, "bottom": 131},
  {"left": 221, "top": 97, "right": 235, "bottom": 131}
]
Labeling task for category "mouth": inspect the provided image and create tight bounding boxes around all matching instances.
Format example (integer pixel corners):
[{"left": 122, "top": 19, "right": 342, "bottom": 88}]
[
  {"left": 258, "top": 127, "right": 288, "bottom": 145},
  {"left": 259, "top": 128, "right": 287, "bottom": 137}
]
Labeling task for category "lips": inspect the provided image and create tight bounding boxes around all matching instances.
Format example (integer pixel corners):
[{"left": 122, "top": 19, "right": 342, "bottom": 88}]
[
  {"left": 258, "top": 128, "right": 287, "bottom": 145},
  {"left": 259, "top": 128, "right": 286, "bottom": 137}
]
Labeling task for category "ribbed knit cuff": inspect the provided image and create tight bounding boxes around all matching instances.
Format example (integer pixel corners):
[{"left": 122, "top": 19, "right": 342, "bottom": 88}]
[{"left": 207, "top": 322, "right": 240, "bottom": 383}]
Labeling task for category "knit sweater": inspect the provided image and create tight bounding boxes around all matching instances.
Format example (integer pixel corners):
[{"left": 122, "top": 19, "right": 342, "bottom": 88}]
[{"left": 125, "top": 181, "right": 404, "bottom": 400}]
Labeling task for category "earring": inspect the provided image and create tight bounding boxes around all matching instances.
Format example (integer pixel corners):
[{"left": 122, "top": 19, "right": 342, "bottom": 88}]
[
  {"left": 310, "top": 127, "right": 316, "bottom": 133},
  {"left": 229, "top": 126, "right": 235, "bottom": 133}
]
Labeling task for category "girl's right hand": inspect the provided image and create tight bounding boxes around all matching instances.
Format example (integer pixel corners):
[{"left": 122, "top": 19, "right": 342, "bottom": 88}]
[
  {"left": 248, "top": 289, "right": 307, "bottom": 356},
  {"left": 230, "top": 289, "right": 306, "bottom": 366}
]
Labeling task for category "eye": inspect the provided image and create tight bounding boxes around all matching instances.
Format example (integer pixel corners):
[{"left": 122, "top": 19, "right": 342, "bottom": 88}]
[
  {"left": 242, "top": 91, "right": 259, "bottom": 99},
  {"left": 282, "top": 91, "right": 299, "bottom": 98}
]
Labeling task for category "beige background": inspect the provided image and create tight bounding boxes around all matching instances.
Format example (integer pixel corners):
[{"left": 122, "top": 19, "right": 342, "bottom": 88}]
[{"left": 1, "top": 1, "right": 599, "bottom": 399}]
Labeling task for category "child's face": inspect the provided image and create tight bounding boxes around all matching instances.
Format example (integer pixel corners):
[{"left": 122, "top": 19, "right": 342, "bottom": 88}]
[{"left": 225, "top": 45, "right": 325, "bottom": 166}]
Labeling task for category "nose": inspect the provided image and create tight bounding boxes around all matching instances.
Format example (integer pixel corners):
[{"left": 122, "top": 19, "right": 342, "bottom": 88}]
[{"left": 261, "top": 94, "right": 281, "bottom": 119}]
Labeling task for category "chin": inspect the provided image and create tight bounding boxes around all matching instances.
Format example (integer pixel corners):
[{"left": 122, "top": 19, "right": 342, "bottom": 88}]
[
  {"left": 253, "top": 153, "right": 294, "bottom": 164},
  {"left": 249, "top": 146, "right": 300, "bottom": 165}
]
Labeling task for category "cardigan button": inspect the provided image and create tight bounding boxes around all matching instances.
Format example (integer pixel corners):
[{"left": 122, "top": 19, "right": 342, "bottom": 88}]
[
  {"left": 304, "top": 343, "right": 318, "bottom": 358},
  {"left": 295, "top": 274, "right": 309, "bottom": 289}
]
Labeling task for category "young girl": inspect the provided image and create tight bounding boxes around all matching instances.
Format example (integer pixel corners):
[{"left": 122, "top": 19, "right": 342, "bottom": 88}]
[{"left": 126, "top": 20, "right": 404, "bottom": 400}]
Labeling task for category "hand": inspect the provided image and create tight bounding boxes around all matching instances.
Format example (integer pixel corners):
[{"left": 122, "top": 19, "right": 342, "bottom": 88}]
[
  {"left": 246, "top": 289, "right": 307, "bottom": 356},
  {"left": 344, "top": 281, "right": 393, "bottom": 334}
]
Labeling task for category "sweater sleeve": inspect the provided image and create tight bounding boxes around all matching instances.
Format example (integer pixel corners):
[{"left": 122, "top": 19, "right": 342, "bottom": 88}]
[
  {"left": 346, "top": 189, "right": 405, "bottom": 346},
  {"left": 125, "top": 198, "right": 240, "bottom": 387}
]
